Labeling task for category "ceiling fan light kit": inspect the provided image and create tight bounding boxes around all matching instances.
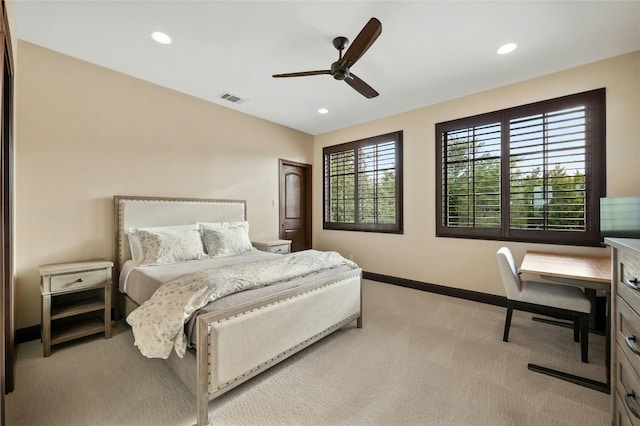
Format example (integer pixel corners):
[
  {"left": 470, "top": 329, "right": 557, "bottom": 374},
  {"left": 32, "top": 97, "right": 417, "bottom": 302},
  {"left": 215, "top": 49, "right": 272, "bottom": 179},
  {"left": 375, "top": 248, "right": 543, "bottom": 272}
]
[{"left": 273, "top": 17, "right": 382, "bottom": 98}]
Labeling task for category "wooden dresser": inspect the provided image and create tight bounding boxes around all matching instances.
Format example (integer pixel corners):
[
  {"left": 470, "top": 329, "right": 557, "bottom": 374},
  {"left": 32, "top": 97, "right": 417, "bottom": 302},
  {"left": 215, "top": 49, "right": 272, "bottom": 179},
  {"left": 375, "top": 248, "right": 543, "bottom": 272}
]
[{"left": 607, "top": 238, "right": 640, "bottom": 425}]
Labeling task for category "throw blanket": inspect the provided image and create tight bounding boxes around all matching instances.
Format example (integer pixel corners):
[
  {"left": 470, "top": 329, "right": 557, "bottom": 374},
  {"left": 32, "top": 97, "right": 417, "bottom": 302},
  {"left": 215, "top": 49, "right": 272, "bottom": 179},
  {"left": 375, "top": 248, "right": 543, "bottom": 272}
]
[{"left": 127, "top": 250, "right": 358, "bottom": 359}]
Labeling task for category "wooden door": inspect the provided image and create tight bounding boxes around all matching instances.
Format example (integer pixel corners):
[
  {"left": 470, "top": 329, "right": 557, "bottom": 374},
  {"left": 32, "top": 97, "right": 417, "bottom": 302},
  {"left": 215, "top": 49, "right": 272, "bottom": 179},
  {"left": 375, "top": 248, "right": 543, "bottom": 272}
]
[{"left": 279, "top": 160, "right": 311, "bottom": 252}]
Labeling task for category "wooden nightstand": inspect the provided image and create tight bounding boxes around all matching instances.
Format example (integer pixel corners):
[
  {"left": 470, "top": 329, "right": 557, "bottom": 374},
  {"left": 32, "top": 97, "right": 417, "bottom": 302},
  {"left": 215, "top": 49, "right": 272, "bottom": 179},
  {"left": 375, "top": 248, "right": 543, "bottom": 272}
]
[
  {"left": 39, "top": 259, "right": 113, "bottom": 357},
  {"left": 252, "top": 240, "right": 292, "bottom": 254}
]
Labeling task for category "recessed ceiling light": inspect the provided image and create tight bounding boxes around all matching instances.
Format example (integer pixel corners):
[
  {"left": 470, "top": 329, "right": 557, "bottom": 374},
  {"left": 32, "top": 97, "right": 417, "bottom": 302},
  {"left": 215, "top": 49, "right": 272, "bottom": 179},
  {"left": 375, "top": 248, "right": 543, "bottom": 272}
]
[
  {"left": 151, "top": 31, "right": 172, "bottom": 45},
  {"left": 497, "top": 43, "right": 517, "bottom": 55},
  {"left": 318, "top": 108, "right": 329, "bottom": 114}
]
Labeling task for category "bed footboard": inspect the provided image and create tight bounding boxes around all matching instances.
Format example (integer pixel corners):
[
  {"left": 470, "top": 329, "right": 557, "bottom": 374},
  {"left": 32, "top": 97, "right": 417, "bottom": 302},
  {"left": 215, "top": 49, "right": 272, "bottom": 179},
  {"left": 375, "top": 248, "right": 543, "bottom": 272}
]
[{"left": 196, "top": 270, "right": 362, "bottom": 425}]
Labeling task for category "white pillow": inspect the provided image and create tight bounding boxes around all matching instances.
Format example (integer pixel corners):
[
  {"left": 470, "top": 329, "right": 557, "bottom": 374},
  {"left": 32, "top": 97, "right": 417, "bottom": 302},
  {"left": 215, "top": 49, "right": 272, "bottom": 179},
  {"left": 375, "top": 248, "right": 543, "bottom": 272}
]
[
  {"left": 128, "top": 226, "right": 206, "bottom": 265},
  {"left": 197, "top": 221, "right": 248, "bottom": 230},
  {"left": 128, "top": 224, "right": 198, "bottom": 262},
  {"left": 200, "top": 221, "right": 252, "bottom": 257}
]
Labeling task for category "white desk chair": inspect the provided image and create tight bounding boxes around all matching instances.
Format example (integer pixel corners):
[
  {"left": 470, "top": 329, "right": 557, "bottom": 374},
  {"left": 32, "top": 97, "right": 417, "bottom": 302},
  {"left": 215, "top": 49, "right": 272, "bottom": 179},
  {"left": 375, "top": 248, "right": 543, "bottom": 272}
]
[{"left": 497, "top": 247, "right": 591, "bottom": 363}]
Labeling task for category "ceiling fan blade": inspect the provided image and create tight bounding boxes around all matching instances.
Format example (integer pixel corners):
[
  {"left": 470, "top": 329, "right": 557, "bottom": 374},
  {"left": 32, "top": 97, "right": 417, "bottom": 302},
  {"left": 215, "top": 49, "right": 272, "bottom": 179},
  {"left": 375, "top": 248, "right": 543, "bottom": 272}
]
[
  {"left": 345, "top": 73, "right": 379, "bottom": 98},
  {"left": 272, "top": 70, "right": 331, "bottom": 78},
  {"left": 339, "top": 17, "right": 381, "bottom": 68}
]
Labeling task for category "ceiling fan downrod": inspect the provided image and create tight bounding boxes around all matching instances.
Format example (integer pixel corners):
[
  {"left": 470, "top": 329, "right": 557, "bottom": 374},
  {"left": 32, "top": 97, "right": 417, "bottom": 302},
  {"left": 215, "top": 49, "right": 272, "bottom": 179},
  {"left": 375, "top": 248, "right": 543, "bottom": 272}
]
[{"left": 331, "top": 36, "right": 350, "bottom": 80}]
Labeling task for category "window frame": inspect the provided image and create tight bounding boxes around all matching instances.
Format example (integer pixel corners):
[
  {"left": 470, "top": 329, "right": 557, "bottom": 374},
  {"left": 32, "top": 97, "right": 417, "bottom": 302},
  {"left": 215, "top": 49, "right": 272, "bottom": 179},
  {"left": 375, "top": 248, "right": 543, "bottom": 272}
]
[
  {"left": 435, "top": 88, "right": 606, "bottom": 246},
  {"left": 323, "top": 131, "right": 403, "bottom": 233}
]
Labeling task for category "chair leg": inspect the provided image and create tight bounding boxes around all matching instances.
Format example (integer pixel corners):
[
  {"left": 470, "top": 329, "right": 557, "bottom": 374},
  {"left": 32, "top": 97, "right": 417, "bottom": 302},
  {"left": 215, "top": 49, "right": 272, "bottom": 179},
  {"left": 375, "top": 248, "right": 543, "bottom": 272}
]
[
  {"left": 573, "top": 317, "right": 580, "bottom": 342},
  {"left": 580, "top": 312, "right": 589, "bottom": 363},
  {"left": 503, "top": 302, "right": 514, "bottom": 342}
]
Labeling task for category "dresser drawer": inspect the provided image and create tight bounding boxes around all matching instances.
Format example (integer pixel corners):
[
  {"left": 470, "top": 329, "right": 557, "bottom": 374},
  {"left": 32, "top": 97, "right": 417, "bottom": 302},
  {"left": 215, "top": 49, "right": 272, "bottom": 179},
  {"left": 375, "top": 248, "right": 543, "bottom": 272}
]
[
  {"left": 617, "top": 391, "right": 637, "bottom": 426},
  {"left": 618, "top": 248, "right": 640, "bottom": 313},
  {"left": 617, "top": 349, "right": 640, "bottom": 425},
  {"left": 50, "top": 269, "right": 108, "bottom": 293},
  {"left": 617, "top": 296, "right": 640, "bottom": 373}
]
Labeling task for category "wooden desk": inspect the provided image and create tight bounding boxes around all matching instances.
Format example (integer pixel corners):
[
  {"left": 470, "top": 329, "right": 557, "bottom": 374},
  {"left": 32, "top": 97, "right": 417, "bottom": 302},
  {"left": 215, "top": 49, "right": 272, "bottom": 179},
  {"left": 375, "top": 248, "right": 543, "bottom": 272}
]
[
  {"left": 519, "top": 250, "right": 611, "bottom": 393},
  {"left": 520, "top": 251, "right": 611, "bottom": 288}
]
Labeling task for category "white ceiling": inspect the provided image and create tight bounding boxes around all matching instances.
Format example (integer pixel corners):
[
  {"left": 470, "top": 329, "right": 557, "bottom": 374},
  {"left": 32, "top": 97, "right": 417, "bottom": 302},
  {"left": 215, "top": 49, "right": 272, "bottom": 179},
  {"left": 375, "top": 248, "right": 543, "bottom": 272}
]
[{"left": 13, "top": 1, "right": 640, "bottom": 135}]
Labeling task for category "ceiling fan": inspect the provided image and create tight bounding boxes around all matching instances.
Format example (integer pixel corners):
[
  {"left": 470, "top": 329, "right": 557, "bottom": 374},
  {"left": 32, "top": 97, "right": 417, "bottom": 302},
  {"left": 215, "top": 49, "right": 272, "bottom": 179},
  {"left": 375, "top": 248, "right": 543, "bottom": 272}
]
[{"left": 272, "top": 17, "right": 382, "bottom": 99}]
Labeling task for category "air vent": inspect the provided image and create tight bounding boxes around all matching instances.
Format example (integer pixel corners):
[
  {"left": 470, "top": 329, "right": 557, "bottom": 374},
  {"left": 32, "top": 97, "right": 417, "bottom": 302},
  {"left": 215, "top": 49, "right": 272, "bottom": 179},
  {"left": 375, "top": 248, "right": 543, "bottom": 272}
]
[{"left": 218, "top": 92, "right": 248, "bottom": 104}]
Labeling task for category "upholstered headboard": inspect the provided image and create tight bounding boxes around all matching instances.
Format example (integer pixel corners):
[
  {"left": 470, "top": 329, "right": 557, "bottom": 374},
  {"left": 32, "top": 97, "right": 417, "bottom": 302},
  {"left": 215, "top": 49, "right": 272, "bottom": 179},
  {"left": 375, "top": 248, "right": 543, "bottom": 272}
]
[{"left": 113, "top": 196, "right": 247, "bottom": 279}]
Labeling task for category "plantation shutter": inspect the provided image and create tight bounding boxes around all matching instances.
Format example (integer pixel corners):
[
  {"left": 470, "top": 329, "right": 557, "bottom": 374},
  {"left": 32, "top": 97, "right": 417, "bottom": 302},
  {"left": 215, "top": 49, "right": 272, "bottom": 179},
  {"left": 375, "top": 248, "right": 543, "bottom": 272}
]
[
  {"left": 358, "top": 141, "right": 397, "bottom": 225},
  {"left": 325, "top": 150, "right": 355, "bottom": 223},
  {"left": 436, "top": 88, "right": 605, "bottom": 245},
  {"left": 323, "top": 131, "right": 403, "bottom": 233},
  {"left": 509, "top": 106, "right": 589, "bottom": 232},
  {"left": 442, "top": 122, "right": 501, "bottom": 229}
]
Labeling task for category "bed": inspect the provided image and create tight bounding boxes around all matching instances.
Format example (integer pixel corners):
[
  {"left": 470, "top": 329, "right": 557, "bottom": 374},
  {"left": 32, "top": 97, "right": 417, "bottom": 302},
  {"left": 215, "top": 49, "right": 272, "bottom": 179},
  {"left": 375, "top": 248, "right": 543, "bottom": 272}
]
[{"left": 113, "top": 195, "right": 363, "bottom": 425}]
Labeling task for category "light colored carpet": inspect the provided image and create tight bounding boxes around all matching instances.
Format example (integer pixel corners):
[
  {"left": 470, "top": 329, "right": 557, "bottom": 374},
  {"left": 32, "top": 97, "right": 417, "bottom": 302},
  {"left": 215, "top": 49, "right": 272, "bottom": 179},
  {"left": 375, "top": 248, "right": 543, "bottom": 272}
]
[{"left": 6, "top": 280, "right": 609, "bottom": 425}]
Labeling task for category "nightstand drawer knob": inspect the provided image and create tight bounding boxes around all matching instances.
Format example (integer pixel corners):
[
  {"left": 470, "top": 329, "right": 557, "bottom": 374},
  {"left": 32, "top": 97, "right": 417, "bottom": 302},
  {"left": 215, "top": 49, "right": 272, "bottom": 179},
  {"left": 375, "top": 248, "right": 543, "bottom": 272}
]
[{"left": 65, "top": 278, "right": 83, "bottom": 287}]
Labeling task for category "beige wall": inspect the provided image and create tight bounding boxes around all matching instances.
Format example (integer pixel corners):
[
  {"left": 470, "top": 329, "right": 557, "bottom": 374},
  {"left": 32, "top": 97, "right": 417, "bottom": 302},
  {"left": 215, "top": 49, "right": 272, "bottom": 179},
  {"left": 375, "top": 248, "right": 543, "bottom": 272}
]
[
  {"left": 314, "top": 51, "right": 640, "bottom": 297},
  {"left": 15, "top": 41, "right": 313, "bottom": 329},
  {"left": 13, "top": 39, "right": 640, "bottom": 329}
]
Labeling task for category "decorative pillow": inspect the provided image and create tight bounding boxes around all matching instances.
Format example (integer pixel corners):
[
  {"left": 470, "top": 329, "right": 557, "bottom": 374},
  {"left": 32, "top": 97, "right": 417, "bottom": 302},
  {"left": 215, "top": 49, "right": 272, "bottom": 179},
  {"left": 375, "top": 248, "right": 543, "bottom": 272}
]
[
  {"left": 128, "top": 224, "right": 199, "bottom": 262},
  {"left": 128, "top": 227, "right": 206, "bottom": 265},
  {"left": 200, "top": 221, "right": 252, "bottom": 257}
]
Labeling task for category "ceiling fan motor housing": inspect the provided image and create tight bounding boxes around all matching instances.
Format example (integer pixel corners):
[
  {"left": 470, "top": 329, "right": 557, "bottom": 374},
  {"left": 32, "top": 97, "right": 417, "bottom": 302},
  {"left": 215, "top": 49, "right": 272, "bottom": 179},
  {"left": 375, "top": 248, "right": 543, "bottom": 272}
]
[{"left": 331, "top": 61, "right": 350, "bottom": 80}]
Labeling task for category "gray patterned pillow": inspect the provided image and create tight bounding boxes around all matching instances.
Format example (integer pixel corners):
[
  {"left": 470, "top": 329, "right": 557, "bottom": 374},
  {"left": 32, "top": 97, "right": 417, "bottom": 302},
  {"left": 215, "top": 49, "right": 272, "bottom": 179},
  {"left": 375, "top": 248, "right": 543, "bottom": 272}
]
[
  {"left": 200, "top": 222, "right": 252, "bottom": 257},
  {"left": 128, "top": 224, "right": 198, "bottom": 262},
  {"left": 130, "top": 228, "right": 206, "bottom": 265}
]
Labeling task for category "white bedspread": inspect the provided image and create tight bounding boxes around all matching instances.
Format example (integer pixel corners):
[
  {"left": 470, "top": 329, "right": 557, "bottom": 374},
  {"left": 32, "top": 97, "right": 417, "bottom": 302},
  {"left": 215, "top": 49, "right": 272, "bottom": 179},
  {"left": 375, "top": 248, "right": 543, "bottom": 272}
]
[{"left": 126, "top": 250, "right": 358, "bottom": 359}]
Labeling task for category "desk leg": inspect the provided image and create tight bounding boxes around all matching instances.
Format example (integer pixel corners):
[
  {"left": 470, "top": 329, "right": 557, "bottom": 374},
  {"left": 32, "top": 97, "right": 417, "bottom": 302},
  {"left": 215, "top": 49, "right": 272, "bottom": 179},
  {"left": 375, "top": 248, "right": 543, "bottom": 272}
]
[
  {"left": 531, "top": 317, "right": 573, "bottom": 329},
  {"left": 527, "top": 291, "right": 611, "bottom": 394},
  {"left": 606, "top": 291, "right": 611, "bottom": 385},
  {"left": 527, "top": 364, "right": 609, "bottom": 393},
  {"left": 586, "top": 288, "right": 597, "bottom": 330}
]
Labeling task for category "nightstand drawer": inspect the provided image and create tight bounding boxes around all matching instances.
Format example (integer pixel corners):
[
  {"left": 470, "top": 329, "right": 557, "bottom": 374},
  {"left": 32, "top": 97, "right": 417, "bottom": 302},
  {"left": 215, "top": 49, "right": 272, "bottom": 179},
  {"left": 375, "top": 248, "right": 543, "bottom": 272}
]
[
  {"left": 50, "top": 269, "right": 108, "bottom": 293},
  {"left": 268, "top": 243, "right": 290, "bottom": 254},
  {"left": 252, "top": 240, "right": 292, "bottom": 254}
]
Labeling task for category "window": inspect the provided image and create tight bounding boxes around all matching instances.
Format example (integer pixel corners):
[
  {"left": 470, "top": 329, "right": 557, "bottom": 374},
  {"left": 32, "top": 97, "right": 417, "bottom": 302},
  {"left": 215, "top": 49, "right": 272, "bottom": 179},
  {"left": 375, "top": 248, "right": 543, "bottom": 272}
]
[
  {"left": 436, "top": 89, "right": 605, "bottom": 245},
  {"left": 323, "top": 131, "right": 403, "bottom": 233}
]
